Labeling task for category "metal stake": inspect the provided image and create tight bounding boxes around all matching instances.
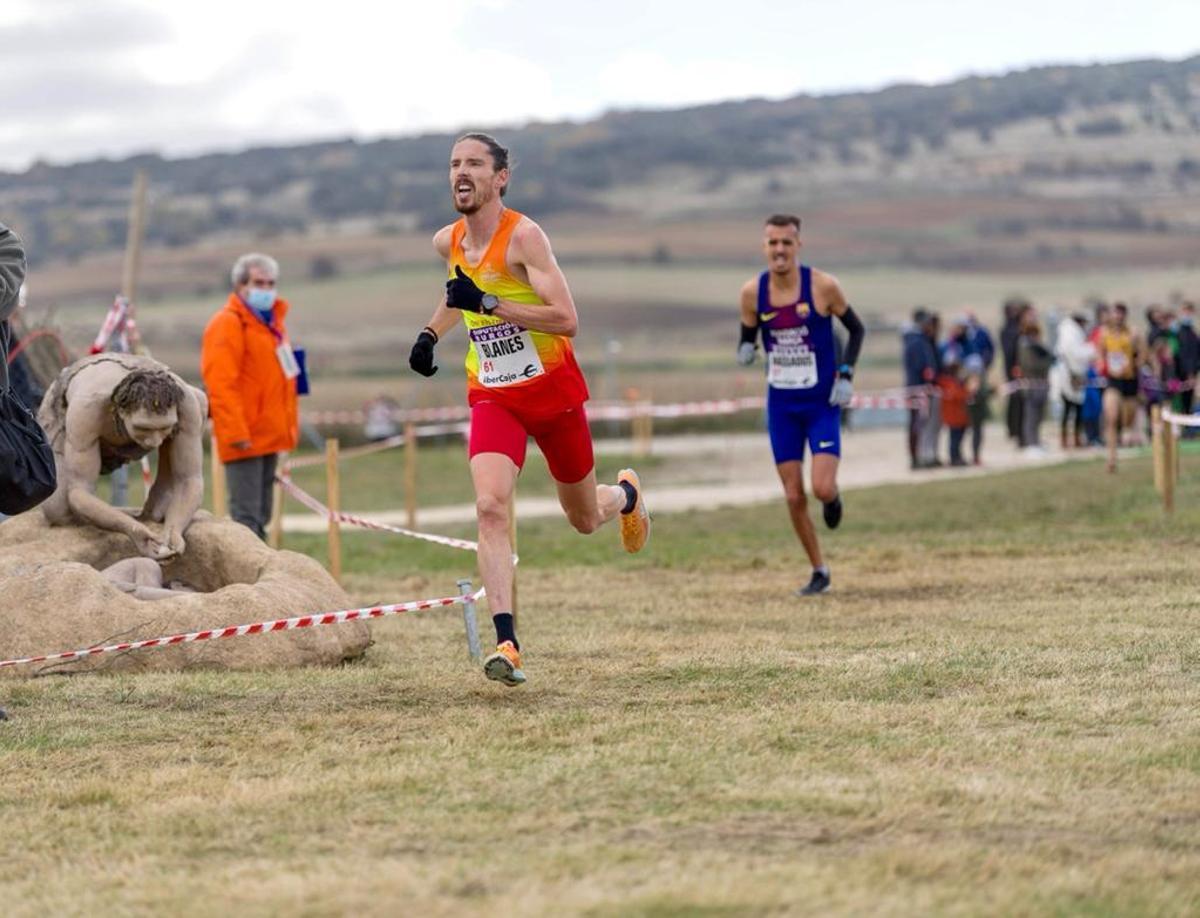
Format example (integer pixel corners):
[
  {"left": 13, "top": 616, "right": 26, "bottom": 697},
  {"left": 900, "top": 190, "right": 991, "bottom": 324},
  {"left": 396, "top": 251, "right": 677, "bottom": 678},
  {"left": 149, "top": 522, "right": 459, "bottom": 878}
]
[{"left": 458, "top": 578, "right": 481, "bottom": 661}]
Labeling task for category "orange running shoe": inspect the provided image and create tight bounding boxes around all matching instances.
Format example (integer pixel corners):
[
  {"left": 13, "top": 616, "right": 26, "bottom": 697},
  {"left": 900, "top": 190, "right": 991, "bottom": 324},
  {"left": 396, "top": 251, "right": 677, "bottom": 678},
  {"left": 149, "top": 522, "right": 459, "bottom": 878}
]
[
  {"left": 617, "top": 468, "right": 650, "bottom": 553},
  {"left": 483, "top": 640, "right": 526, "bottom": 686}
]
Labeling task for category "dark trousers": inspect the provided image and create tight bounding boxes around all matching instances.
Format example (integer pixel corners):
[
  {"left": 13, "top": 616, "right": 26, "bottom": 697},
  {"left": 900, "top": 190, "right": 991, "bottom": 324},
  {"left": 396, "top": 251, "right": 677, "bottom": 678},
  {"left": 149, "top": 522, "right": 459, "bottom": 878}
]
[
  {"left": 1022, "top": 389, "right": 1047, "bottom": 448},
  {"left": 1061, "top": 397, "right": 1083, "bottom": 445},
  {"left": 1180, "top": 388, "right": 1196, "bottom": 438},
  {"left": 908, "top": 408, "right": 921, "bottom": 466},
  {"left": 225, "top": 453, "right": 278, "bottom": 540},
  {"left": 967, "top": 397, "right": 987, "bottom": 463},
  {"left": 1006, "top": 387, "right": 1024, "bottom": 442},
  {"left": 948, "top": 426, "right": 967, "bottom": 464}
]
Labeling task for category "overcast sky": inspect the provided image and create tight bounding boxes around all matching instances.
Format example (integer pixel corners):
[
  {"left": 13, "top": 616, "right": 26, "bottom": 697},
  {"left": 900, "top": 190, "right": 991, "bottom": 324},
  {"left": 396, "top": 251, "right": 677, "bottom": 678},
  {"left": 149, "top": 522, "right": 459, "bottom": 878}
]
[{"left": 1, "top": 0, "right": 1197, "bottom": 171}]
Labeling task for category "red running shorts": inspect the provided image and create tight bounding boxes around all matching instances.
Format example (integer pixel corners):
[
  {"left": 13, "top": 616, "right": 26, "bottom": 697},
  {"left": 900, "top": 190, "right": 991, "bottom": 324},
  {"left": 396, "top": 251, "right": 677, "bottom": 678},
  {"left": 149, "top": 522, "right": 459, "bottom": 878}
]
[{"left": 468, "top": 400, "right": 595, "bottom": 484}]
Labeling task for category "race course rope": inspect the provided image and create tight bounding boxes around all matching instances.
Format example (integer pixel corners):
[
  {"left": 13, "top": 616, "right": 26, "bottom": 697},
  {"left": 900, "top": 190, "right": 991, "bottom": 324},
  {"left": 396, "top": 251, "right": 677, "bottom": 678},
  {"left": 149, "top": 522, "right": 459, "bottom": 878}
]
[
  {"left": 276, "top": 471, "right": 481, "bottom": 552},
  {"left": 0, "top": 591, "right": 485, "bottom": 671},
  {"left": 303, "top": 390, "right": 932, "bottom": 427}
]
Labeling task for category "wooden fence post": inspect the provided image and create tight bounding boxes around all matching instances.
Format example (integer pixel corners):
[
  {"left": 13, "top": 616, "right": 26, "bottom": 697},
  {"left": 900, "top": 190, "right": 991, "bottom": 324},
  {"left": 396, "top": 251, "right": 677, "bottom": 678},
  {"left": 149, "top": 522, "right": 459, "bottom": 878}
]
[
  {"left": 121, "top": 170, "right": 147, "bottom": 308},
  {"left": 210, "top": 433, "right": 226, "bottom": 517},
  {"left": 1152, "top": 405, "right": 1164, "bottom": 497},
  {"left": 627, "top": 387, "right": 653, "bottom": 457},
  {"left": 268, "top": 474, "right": 284, "bottom": 549},
  {"left": 326, "top": 438, "right": 342, "bottom": 583},
  {"left": 1163, "top": 417, "right": 1176, "bottom": 514}
]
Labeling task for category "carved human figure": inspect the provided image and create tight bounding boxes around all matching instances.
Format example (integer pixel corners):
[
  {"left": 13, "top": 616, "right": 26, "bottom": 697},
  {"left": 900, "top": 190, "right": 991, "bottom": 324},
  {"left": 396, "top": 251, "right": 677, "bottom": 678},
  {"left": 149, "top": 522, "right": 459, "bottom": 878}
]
[
  {"left": 39, "top": 354, "right": 207, "bottom": 559},
  {"left": 101, "top": 558, "right": 197, "bottom": 601}
]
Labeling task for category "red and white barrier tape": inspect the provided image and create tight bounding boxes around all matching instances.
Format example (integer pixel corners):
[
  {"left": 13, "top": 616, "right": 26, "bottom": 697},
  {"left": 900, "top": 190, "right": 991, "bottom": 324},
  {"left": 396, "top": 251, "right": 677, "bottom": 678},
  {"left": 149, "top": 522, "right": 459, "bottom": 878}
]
[
  {"left": 305, "top": 404, "right": 472, "bottom": 426},
  {"left": 304, "top": 390, "right": 934, "bottom": 428},
  {"left": 0, "top": 590, "right": 485, "bottom": 671},
  {"left": 276, "top": 472, "right": 480, "bottom": 552},
  {"left": 1163, "top": 409, "right": 1200, "bottom": 428},
  {"left": 89, "top": 297, "right": 128, "bottom": 354}
]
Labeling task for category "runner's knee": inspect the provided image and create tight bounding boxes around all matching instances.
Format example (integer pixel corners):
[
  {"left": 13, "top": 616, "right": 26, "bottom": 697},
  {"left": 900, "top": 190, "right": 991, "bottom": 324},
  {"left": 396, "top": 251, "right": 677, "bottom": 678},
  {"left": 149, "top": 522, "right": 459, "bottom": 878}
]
[
  {"left": 785, "top": 489, "right": 807, "bottom": 512},
  {"left": 565, "top": 507, "right": 599, "bottom": 535},
  {"left": 475, "top": 492, "right": 509, "bottom": 531},
  {"left": 812, "top": 480, "right": 837, "bottom": 504}
]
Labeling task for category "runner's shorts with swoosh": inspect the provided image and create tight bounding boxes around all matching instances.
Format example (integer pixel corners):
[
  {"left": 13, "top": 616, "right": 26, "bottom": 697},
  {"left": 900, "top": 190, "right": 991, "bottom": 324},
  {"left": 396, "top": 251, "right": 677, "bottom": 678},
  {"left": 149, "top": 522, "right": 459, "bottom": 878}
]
[{"left": 766, "top": 389, "right": 841, "bottom": 464}]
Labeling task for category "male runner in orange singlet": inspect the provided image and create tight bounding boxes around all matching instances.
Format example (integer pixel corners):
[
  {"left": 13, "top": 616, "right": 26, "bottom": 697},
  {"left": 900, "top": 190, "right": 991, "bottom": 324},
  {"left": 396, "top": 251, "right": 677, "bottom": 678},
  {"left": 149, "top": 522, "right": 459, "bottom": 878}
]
[{"left": 408, "top": 133, "right": 650, "bottom": 687}]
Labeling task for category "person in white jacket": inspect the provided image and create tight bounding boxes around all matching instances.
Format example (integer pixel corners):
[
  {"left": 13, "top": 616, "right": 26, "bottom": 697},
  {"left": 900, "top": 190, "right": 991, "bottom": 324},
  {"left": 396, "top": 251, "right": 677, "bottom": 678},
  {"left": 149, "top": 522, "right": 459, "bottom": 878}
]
[{"left": 1051, "top": 312, "right": 1095, "bottom": 449}]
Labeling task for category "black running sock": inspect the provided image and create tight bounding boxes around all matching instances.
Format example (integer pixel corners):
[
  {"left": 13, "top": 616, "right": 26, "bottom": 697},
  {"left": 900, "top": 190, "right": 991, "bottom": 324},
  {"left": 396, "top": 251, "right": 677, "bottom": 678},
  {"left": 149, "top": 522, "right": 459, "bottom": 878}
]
[
  {"left": 618, "top": 479, "right": 638, "bottom": 514},
  {"left": 493, "top": 613, "right": 519, "bottom": 651}
]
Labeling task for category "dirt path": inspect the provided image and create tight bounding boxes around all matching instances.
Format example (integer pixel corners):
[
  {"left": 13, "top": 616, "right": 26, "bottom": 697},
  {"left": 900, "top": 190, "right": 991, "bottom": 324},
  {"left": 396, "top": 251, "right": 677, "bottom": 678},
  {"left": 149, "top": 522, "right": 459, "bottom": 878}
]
[{"left": 282, "top": 422, "right": 1103, "bottom": 533}]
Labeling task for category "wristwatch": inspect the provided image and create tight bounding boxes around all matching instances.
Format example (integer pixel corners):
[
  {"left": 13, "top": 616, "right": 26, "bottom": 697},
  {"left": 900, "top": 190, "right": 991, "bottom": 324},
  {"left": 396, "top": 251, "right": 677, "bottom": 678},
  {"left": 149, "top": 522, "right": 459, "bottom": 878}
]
[
  {"left": 481, "top": 293, "right": 500, "bottom": 315},
  {"left": 838, "top": 363, "right": 854, "bottom": 380}
]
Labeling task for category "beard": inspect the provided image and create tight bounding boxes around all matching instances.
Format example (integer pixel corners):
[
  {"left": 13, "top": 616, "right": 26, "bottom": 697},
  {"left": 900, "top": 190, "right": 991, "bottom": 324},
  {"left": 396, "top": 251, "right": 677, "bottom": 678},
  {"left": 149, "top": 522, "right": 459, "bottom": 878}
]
[{"left": 452, "top": 183, "right": 494, "bottom": 215}]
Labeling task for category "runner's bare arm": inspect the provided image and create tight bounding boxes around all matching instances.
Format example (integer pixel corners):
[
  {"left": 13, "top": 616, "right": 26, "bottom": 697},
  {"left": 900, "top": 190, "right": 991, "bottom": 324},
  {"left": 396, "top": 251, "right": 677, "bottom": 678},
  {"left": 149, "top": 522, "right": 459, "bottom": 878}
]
[
  {"left": 61, "top": 402, "right": 163, "bottom": 556},
  {"left": 490, "top": 222, "right": 579, "bottom": 336},
  {"left": 814, "top": 270, "right": 849, "bottom": 317}
]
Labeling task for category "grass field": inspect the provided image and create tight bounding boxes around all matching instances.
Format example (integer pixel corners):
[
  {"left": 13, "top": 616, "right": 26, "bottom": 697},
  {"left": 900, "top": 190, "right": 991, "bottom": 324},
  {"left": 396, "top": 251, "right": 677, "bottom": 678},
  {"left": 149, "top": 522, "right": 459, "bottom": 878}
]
[{"left": 4, "top": 456, "right": 1200, "bottom": 915}]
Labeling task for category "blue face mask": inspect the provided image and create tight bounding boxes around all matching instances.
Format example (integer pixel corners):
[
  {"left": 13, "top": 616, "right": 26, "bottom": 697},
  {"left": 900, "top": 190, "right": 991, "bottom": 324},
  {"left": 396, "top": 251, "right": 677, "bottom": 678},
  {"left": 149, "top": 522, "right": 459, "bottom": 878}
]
[{"left": 245, "top": 287, "right": 277, "bottom": 312}]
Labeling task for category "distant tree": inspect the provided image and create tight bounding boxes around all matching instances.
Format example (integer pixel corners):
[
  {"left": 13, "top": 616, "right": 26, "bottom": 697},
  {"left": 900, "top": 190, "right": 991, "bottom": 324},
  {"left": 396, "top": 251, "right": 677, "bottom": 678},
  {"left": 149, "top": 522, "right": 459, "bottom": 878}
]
[{"left": 1075, "top": 116, "right": 1126, "bottom": 137}]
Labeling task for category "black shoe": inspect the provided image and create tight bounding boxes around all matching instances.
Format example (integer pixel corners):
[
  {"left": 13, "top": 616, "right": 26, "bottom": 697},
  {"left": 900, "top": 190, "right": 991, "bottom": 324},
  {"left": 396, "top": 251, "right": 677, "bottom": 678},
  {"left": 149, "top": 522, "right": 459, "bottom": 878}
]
[
  {"left": 822, "top": 495, "right": 843, "bottom": 530},
  {"left": 795, "top": 569, "right": 831, "bottom": 596}
]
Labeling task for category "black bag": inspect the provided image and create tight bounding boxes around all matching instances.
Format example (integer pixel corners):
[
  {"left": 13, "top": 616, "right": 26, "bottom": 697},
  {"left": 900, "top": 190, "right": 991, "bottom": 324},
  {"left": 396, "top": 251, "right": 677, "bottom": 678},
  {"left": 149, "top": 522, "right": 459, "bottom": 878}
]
[{"left": 0, "top": 325, "right": 56, "bottom": 514}]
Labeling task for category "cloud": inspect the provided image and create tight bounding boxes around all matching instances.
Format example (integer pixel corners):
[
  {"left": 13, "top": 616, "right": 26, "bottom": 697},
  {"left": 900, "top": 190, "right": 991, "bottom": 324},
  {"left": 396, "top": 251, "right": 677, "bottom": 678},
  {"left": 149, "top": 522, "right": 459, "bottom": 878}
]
[{"left": 0, "top": 0, "right": 1196, "bottom": 171}]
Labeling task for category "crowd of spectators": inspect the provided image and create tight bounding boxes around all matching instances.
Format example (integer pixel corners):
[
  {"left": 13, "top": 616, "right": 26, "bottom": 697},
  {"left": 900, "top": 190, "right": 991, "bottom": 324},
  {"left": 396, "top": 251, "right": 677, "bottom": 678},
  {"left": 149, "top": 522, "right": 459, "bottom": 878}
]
[{"left": 901, "top": 295, "right": 1198, "bottom": 468}]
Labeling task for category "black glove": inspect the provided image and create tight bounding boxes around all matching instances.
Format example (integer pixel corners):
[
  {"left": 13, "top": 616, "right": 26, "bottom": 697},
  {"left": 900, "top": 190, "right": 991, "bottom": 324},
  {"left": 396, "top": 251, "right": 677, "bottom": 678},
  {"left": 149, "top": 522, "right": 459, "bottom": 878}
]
[
  {"left": 445, "top": 265, "right": 485, "bottom": 312},
  {"left": 409, "top": 330, "right": 438, "bottom": 377}
]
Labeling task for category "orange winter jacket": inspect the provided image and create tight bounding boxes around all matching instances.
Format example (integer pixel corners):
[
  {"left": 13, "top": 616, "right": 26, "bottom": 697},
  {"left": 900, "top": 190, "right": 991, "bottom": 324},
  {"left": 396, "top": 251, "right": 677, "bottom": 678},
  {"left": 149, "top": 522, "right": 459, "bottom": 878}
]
[{"left": 201, "top": 293, "right": 299, "bottom": 463}]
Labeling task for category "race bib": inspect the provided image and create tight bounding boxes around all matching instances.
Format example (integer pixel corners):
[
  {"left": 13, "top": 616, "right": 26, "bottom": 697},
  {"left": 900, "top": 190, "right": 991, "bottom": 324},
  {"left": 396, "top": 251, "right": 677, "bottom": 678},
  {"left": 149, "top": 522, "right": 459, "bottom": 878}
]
[
  {"left": 470, "top": 323, "right": 545, "bottom": 388},
  {"left": 1106, "top": 350, "right": 1129, "bottom": 376},
  {"left": 768, "top": 345, "right": 818, "bottom": 389},
  {"left": 276, "top": 343, "right": 300, "bottom": 379}
]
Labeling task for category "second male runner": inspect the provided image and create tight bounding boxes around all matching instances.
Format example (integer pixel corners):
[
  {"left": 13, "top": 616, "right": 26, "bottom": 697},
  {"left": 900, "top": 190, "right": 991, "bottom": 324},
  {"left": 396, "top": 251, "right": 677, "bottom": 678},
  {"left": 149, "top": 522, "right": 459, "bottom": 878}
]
[{"left": 737, "top": 214, "right": 864, "bottom": 595}]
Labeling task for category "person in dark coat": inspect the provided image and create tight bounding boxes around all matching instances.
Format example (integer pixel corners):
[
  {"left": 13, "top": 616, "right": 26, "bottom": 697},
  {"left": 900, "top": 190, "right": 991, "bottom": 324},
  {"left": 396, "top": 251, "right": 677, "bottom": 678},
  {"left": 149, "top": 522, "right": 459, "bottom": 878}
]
[
  {"left": 1174, "top": 302, "right": 1199, "bottom": 428},
  {"left": 1000, "top": 297, "right": 1031, "bottom": 443},
  {"left": 902, "top": 308, "right": 938, "bottom": 469}
]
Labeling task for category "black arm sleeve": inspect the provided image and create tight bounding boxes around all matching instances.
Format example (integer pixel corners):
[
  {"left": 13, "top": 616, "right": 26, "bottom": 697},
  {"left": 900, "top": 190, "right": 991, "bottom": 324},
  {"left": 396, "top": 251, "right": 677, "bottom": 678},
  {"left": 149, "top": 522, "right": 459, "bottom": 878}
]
[
  {"left": 836, "top": 306, "right": 864, "bottom": 369},
  {"left": 739, "top": 322, "right": 758, "bottom": 345}
]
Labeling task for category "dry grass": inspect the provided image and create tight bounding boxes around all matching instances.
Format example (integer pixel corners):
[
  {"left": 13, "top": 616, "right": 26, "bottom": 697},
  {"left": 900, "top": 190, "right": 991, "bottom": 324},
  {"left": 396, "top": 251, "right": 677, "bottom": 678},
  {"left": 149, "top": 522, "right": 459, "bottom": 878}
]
[{"left": 3, "top": 456, "right": 1200, "bottom": 916}]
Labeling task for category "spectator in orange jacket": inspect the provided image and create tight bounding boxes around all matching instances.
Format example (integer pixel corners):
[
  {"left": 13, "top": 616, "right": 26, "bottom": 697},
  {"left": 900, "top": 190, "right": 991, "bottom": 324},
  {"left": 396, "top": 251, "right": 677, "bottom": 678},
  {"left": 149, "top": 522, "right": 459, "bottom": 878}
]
[
  {"left": 200, "top": 253, "right": 299, "bottom": 538},
  {"left": 936, "top": 345, "right": 971, "bottom": 467}
]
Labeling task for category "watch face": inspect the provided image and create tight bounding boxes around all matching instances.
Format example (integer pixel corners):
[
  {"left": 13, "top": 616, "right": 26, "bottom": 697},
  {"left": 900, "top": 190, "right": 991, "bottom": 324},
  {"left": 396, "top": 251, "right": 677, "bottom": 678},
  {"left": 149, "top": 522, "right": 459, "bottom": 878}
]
[{"left": 482, "top": 294, "right": 499, "bottom": 313}]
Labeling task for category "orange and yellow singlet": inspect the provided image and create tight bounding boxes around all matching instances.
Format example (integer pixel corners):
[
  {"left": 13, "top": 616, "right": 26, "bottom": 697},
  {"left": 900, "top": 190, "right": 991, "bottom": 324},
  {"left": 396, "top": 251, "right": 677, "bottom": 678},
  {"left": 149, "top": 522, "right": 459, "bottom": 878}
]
[
  {"left": 1099, "top": 327, "right": 1135, "bottom": 379},
  {"left": 449, "top": 208, "right": 588, "bottom": 415}
]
